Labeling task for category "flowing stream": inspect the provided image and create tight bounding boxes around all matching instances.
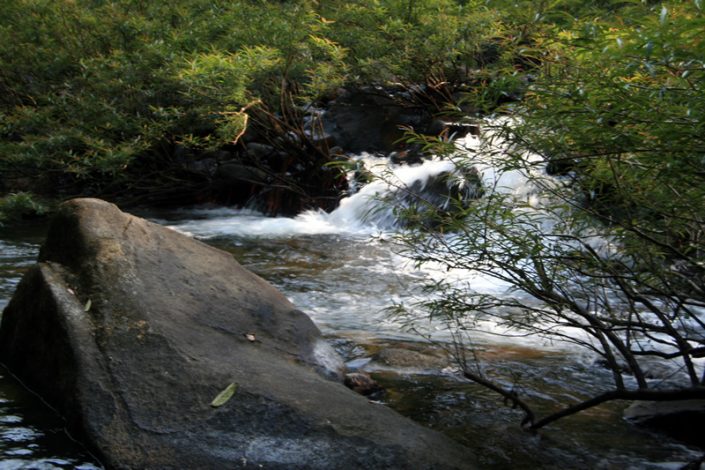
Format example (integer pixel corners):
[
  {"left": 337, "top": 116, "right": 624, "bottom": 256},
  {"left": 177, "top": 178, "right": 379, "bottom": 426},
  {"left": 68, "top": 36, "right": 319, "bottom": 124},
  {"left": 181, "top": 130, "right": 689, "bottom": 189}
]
[{"left": 1, "top": 132, "right": 703, "bottom": 468}]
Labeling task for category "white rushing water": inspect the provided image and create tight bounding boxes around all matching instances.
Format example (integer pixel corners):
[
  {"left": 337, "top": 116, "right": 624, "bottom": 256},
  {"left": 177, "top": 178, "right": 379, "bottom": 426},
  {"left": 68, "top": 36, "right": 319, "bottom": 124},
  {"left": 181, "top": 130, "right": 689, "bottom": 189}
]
[
  {"left": 169, "top": 157, "right": 464, "bottom": 237},
  {"left": 160, "top": 125, "right": 581, "bottom": 351},
  {"left": 2, "top": 122, "right": 702, "bottom": 470},
  {"left": 162, "top": 121, "right": 704, "bottom": 383},
  {"left": 169, "top": 123, "right": 545, "bottom": 239}
]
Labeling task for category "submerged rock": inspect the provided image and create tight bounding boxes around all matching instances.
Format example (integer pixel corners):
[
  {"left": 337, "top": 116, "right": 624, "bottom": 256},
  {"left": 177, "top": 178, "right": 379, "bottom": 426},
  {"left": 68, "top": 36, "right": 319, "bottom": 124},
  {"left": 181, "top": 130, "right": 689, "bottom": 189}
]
[
  {"left": 385, "top": 167, "right": 484, "bottom": 229},
  {"left": 406, "top": 168, "right": 483, "bottom": 211},
  {"left": 0, "top": 198, "right": 476, "bottom": 469},
  {"left": 344, "top": 372, "right": 384, "bottom": 398},
  {"left": 375, "top": 347, "right": 450, "bottom": 371},
  {"left": 624, "top": 400, "right": 705, "bottom": 448}
]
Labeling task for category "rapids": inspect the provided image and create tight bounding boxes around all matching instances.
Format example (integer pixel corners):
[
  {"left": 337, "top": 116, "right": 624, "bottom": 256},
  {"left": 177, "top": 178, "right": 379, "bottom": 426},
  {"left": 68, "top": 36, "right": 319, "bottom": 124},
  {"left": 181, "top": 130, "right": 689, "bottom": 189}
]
[{"left": 0, "top": 129, "right": 703, "bottom": 468}]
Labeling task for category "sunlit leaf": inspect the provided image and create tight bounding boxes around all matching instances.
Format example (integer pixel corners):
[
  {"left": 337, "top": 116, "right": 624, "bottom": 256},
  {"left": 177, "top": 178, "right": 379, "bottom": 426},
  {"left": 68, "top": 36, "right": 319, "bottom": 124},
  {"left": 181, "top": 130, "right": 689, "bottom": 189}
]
[{"left": 210, "top": 383, "right": 238, "bottom": 408}]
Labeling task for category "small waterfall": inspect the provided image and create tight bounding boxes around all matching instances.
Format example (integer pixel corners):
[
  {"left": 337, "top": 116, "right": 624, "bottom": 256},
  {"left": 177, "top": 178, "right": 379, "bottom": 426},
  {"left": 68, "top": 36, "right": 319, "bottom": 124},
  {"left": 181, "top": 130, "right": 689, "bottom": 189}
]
[
  {"left": 167, "top": 126, "right": 545, "bottom": 239},
  {"left": 158, "top": 120, "right": 656, "bottom": 359},
  {"left": 167, "top": 157, "right": 480, "bottom": 237},
  {"left": 326, "top": 157, "right": 462, "bottom": 230}
]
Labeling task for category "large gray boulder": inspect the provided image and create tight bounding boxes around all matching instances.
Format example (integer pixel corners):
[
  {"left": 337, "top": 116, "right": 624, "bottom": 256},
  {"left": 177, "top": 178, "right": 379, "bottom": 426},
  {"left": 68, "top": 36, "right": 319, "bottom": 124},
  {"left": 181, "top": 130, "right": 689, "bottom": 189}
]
[{"left": 0, "top": 198, "right": 475, "bottom": 469}]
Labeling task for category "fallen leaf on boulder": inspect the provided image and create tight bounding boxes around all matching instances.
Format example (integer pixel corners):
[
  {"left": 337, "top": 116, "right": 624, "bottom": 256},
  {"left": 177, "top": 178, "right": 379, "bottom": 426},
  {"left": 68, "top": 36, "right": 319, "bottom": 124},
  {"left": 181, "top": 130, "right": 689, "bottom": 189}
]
[{"left": 211, "top": 382, "right": 238, "bottom": 408}]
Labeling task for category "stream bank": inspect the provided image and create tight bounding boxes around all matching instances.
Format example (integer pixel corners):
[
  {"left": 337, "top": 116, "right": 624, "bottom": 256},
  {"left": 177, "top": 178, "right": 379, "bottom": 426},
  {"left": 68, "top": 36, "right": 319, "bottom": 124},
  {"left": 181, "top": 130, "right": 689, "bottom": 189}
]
[
  {"left": 1, "top": 208, "right": 703, "bottom": 468},
  {"left": 0, "top": 86, "right": 468, "bottom": 223},
  {"left": 1, "top": 124, "right": 704, "bottom": 469}
]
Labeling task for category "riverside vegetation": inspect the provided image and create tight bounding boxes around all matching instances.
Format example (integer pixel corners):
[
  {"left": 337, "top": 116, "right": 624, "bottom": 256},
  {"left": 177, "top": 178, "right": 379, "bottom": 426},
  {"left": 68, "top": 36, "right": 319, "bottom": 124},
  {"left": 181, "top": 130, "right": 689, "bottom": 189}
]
[
  {"left": 388, "top": 0, "right": 705, "bottom": 438},
  {"left": 1, "top": 0, "right": 510, "bottom": 217},
  {"left": 2, "top": 0, "right": 660, "bottom": 220},
  {"left": 1, "top": 0, "right": 704, "bottom": 457}
]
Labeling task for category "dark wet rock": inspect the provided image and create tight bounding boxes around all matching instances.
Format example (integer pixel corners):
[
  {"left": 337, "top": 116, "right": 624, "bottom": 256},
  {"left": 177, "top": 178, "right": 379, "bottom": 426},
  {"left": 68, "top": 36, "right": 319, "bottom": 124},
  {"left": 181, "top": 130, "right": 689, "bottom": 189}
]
[
  {"left": 328, "top": 146, "right": 344, "bottom": 157},
  {"left": 362, "top": 165, "right": 484, "bottom": 229},
  {"left": 0, "top": 198, "right": 476, "bottom": 469},
  {"left": 389, "top": 149, "right": 424, "bottom": 166},
  {"left": 426, "top": 119, "right": 447, "bottom": 136},
  {"left": 173, "top": 143, "right": 197, "bottom": 162},
  {"left": 681, "top": 455, "right": 705, "bottom": 470},
  {"left": 344, "top": 372, "right": 384, "bottom": 398},
  {"left": 350, "top": 161, "right": 374, "bottom": 193},
  {"left": 171, "top": 145, "right": 223, "bottom": 179},
  {"left": 545, "top": 156, "right": 580, "bottom": 176},
  {"left": 426, "top": 120, "right": 481, "bottom": 142},
  {"left": 211, "top": 162, "right": 270, "bottom": 206},
  {"left": 322, "top": 89, "right": 431, "bottom": 153},
  {"left": 175, "top": 157, "right": 218, "bottom": 178},
  {"left": 215, "top": 162, "right": 270, "bottom": 186},
  {"left": 395, "top": 167, "right": 484, "bottom": 222},
  {"left": 245, "top": 142, "right": 277, "bottom": 160},
  {"left": 244, "top": 142, "right": 291, "bottom": 171},
  {"left": 624, "top": 400, "right": 705, "bottom": 448},
  {"left": 308, "top": 131, "right": 337, "bottom": 149},
  {"left": 450, "top": 123, "right": 481, "bottom": 138}
]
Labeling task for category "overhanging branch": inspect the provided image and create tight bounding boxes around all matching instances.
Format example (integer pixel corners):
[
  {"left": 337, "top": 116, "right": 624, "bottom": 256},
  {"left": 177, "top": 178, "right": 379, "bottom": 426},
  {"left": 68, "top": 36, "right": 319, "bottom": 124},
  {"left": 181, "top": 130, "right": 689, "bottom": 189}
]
[{"left": 529, "top": 387, "right": 705, "bottom": 430}]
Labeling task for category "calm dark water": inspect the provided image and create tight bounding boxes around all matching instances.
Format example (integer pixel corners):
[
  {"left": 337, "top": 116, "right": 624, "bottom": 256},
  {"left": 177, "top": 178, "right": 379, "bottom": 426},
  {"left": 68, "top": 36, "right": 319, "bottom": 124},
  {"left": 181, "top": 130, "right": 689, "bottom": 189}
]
[
  {"left": 0, "top": 216, "right": 702, "bottom": 469},
  {"left": 0, "top": 223, "right": 101, "bottom": 469}
]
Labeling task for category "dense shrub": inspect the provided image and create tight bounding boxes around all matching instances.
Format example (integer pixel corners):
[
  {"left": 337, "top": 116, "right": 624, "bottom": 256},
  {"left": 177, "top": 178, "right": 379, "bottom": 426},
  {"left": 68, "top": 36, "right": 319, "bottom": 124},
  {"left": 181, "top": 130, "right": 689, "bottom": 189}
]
[
  {"left": 0, "top": 0, "right": 522, "bottom": 199},
  {"left": 392, "top": 0, "right": 705, "bottom": 429}
]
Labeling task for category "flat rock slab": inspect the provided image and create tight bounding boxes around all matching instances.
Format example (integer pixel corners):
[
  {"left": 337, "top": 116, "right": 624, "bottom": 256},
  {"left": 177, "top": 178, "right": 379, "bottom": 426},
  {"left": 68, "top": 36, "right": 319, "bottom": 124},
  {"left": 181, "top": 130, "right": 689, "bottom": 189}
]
[{"left": 0, "top": 198, "right": 475, "bottom": 469}]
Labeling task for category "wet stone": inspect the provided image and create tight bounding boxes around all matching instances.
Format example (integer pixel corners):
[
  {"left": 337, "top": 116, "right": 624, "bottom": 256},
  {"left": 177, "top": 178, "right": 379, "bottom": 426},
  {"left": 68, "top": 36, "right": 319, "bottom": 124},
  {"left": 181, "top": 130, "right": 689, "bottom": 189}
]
[{"left": 374, "top": 347, "right": 450, "bottom": 370}]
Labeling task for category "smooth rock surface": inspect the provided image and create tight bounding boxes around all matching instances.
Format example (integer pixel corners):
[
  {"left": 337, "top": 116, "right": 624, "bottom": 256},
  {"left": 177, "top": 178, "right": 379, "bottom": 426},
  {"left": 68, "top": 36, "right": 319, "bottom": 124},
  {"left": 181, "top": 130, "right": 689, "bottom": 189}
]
[{"left": 0, "top": 198, "right": 476, "bottom": 469}]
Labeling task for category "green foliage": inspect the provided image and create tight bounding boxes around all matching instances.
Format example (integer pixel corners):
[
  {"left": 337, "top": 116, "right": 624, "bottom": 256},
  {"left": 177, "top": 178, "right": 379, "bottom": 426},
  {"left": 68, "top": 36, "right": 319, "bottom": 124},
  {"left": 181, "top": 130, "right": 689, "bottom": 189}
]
[
  {"left": 0, "top": 0, "right": 524, "bottom": 197},
  {"left": 391, "top": 0, "right": 705, "bottom": 428},
  {"left": 0, "top": 0, "right": 681, "bottom": 215},
  {"left": 0, "top": 192, "right": 49, "bottom": 225},
  {"left": 324, "top": 0, "right": 504, "bottom": 83},
  {"left": 512, "top": 1, "right": 705, "bottom": 262}
]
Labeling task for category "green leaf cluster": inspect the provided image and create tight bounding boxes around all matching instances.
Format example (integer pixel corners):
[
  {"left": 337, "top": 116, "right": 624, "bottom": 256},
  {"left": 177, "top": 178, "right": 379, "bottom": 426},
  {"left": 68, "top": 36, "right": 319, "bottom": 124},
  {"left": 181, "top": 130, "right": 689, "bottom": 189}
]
[
  {"left": 512, "top": 0, "right": 705, "bottom": 263},
  {"left": 390, "top": 0, "right": 705, "bottom": 423},
  {"left": 0, "top": 192, "right": 49, "bottom": 225},
  {"left": 0, "top": 0, "right": 534, "bottom": 196}
]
